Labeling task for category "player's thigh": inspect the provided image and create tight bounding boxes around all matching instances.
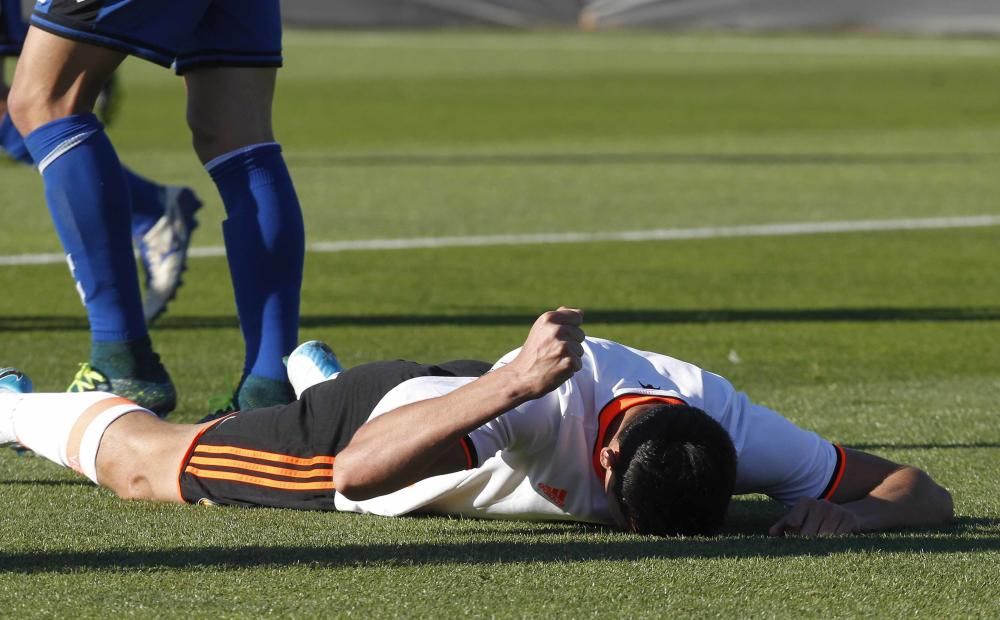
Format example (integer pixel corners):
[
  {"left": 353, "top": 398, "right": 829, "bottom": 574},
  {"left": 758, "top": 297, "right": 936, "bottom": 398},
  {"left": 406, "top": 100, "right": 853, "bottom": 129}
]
[
  {"left": 10, "top": 0, "right": 213, "bottom": 128},
  {"left": 179, "top": 401, "right": 343, "bottom": 510},
  {"left": 181, "top": 0, "right": 282, "bottom": 161},
  {"left": 7, "top": 27, "right": 123, "bottom": 132}
]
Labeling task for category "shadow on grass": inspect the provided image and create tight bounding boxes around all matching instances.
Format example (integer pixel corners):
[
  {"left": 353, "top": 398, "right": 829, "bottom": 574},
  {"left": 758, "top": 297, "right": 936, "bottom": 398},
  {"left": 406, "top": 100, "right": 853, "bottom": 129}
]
[
  {"left": 3, "top": 307, "right": 1000, "bottom": 333},
  {"left": 848, "top": 443, "right": 1000, "bottom": 450},
  {"left": 1, "top": 533, "right": 996, "bottom": 574},
  {"left": 0, "top": 498, "right": 994, "bottom": 574},
  {"left": 0, "top": 479, "right": 91, "bottom": 487},
  {"left": 284, "top": 151, "right": 1000, "bottom": 169}
]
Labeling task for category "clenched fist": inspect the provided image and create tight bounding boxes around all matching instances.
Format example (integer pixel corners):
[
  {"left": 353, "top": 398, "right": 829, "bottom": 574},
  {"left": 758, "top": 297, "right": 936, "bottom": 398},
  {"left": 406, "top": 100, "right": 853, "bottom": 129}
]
[{"left": 507, "top": 307, "right": 586, "bottom": 399}]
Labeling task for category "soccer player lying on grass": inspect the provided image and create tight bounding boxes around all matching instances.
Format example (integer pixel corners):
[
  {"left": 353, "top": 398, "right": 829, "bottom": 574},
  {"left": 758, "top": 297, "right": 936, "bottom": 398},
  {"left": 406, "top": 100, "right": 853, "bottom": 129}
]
[{"left": 0, "top": 308, "right": 953, "bottom": 537}]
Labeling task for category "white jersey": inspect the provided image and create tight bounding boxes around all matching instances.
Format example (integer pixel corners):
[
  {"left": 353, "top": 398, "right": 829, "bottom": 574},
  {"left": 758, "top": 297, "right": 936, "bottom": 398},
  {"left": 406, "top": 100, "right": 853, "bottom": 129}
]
[{"left": 334, "top": 337, "right": 843, "bottom": 525}]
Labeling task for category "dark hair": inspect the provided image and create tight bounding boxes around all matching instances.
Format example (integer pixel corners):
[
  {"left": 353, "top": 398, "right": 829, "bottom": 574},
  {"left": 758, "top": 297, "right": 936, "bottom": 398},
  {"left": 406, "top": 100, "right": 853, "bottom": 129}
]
[{"left": 611, "top": 404, "right": 737, "bottom": 537}]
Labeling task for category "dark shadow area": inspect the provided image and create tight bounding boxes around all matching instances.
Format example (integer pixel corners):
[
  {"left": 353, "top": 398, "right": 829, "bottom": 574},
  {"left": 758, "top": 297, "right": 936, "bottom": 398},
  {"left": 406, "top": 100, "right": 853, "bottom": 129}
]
[
  {"left": 433, "top": 523, "right": 605, "bottom": 537},
  {"left": 3, "top": 306, "right": 999, "bottom": 333},
  {"left": 848, "top": 442, "right": 1000, "bottom": 450},
  {"left": 0, "top": 492, "right": 990, "bottom": 574},
  {"left": 722, "top": 502, "right": 1000, "bottom": 537},
  {"left": 722, "top": 498, "right": 787, "bottom": 536},
  {"left": 948, "top": 516, "right": 1000, "bottom": 533},
  {"left": 1, "top": 534, "right": 995, "bottom": 574},
  {"left": 284, "top": 151, "right": 1000, "bottom": 169},
  {"left": 0, "top": 479, "right": 91, "bottom": 487}
]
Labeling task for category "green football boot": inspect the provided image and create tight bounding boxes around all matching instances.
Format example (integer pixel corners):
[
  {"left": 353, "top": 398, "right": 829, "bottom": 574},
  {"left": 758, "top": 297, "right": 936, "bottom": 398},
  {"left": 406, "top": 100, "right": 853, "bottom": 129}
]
[
  {"left": 68, "top": 362, "right": 177, "bottom": 418},
  {"left": 197, "top": 375, "right": 294, "bottom": 424}
]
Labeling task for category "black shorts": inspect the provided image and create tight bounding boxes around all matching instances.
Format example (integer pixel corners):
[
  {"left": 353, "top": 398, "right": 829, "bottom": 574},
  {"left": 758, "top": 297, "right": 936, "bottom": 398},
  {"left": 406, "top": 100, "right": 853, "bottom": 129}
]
[{"left": 178, "top": 359, "right": 491, "bottom": 510}]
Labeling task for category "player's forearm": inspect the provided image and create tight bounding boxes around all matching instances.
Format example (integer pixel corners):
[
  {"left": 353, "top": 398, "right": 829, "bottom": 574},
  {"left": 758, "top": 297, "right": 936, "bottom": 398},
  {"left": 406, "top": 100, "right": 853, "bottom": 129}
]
[
  {"left": 843, "top": 466, "right": 954, "bottom": 532},
  {"left": 333, "top": 366, "right": 534, "bottom": 500}
]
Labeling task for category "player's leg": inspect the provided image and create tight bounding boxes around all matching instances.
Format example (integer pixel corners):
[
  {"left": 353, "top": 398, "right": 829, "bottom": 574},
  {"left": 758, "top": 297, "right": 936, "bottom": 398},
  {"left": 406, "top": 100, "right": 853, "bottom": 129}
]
[
  {"left": 6, "top": 28, "right": 175, "bottom": 415},
  {"left": 132, "top": 181, "right": 203, "bottom": 324},
  {"left": 2, "top": 83, "right": 201, "bottom": 325},
  {"left": 0, "top": 383, "right": 196, "bottom": 502},
  {"left": 0, "top": 2, "right": 202, "bottom": 325},
  {"left": 0, "top": 115, "right": 203, "bottom": 324},
  {"left": 0, "top": 0, "right": 29, "bottom": 161},
  {"left": 172, "top": 0, "right": 300, "bottom": 410},
  {"left": 0, "top": 57, "right": 33, "bottom": 162},
  {"left": 95, "top": 408, "right": 205, "bottom": 502},
  {"left": 184, "top": 66, "right": 304, "bottom": 410},
  {"left": 0, "top": 110, "right": 30, "bottom": 162}
]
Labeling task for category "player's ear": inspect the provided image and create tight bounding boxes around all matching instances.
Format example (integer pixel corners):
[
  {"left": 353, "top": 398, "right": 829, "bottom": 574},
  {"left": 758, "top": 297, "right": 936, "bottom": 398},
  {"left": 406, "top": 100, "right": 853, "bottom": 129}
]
[{"left": 599, "top": 447, "right": 617, "bottom": 470}]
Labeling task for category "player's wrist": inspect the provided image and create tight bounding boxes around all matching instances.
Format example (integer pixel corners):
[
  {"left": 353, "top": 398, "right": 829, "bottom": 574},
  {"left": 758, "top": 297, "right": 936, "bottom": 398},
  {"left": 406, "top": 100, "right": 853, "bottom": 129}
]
[{"left": 492, "top": 363, "right": 543, "bottom": 404}]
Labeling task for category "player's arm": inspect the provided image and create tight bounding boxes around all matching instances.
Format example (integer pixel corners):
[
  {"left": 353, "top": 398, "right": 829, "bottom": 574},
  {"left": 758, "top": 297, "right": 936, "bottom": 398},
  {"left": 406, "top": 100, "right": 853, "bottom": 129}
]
[
  {"left": 333, "top": 308, "right": 585, "bottom": 501},
  {"left": 768, "top": 448, "right": 954, "bottom": 537}
]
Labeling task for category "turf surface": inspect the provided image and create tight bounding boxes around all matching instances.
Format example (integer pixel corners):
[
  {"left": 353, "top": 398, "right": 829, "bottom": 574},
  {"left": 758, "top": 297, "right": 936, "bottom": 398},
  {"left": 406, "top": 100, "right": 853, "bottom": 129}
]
[{"left": 1, "top": 31, "right": 999, "bottom": 617}]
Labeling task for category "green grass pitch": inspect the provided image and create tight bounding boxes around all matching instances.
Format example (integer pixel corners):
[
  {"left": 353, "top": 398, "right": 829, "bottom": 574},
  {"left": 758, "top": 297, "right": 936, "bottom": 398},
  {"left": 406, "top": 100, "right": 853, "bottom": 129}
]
[{"left": 1, "top": 31, "right": 999, "bottom": 616}]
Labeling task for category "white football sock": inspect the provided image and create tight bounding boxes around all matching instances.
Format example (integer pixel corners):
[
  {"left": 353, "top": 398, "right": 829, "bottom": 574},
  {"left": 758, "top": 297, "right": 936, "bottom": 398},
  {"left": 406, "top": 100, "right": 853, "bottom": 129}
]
[{"left": 4, "top": 392, "right": 153, "bottom": 484}]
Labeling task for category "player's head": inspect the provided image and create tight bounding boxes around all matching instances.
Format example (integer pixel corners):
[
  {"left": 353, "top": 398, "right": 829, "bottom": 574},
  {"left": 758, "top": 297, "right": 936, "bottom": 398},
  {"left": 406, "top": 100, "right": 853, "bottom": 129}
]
[{"left": 602, "top": 404, "right": 737, "bottom": 537}]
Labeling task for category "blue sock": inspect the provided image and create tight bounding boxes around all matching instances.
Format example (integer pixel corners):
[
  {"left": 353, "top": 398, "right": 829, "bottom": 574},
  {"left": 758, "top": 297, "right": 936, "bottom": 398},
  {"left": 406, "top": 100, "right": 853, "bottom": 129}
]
[
  {"left": 3, "top": 113, "right": 163, "bottom": 236},
  {"left": 207, "top": 142, "right": 304, "bottom": 382},
  {"left": 124, "top": 167, "right": 166, "bottom": 236},
  {"left": 23, "top": 114, "right": 148, "bottom": 344},
  {"left": 0, "top": 113, "right": 33, "bottom": 164}
]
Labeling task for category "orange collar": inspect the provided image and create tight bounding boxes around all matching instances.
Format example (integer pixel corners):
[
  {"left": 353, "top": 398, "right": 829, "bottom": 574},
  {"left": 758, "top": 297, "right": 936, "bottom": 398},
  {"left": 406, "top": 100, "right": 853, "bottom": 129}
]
[{"left": 592, "top": 394, "right": 686, "bottom": 480}]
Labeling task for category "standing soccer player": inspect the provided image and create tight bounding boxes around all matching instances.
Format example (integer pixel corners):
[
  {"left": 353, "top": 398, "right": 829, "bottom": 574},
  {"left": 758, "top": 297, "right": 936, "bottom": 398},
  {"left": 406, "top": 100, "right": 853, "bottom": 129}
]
[
  {"left": 1, "top": 0, "right": 203, "bottom": 331},
  {"left": 5, "top": 1, "right": 305, "bottom": 416}
]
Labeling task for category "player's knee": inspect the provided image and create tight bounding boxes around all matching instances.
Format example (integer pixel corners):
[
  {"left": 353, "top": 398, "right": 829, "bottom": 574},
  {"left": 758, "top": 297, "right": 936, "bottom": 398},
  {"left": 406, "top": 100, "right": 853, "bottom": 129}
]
[
  {"left": 97, "top": 452, "right": 156, "bottom": 501},
  {"left": 187, "top": 111, "right": 220, "bottom": 162},
  {"left": 7, "top": 80, "right": 85, "bottom": 135},
  {"left": 5, "top": 82, "right": 45, "bottom": 135},
  {"left": 110, "top": 472, "right": 156, "bottom": 501},
  {"left": 187, "top": 107, "right": 274, "bottom": 163}
]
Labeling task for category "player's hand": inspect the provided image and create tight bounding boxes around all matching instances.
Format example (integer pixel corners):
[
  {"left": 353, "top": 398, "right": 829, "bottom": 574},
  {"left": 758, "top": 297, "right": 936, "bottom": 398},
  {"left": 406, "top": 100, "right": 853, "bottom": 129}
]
[
  {"left": 768, "top": 497, "right": 861, "bottom": 537},
  {"left": 508, "top": 307, "right": 586, "bottom": 398}
]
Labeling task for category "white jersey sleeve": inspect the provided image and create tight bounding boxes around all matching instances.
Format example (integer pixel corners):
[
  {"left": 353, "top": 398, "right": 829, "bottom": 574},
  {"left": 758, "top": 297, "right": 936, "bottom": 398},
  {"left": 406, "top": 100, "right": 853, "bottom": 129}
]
[
  {"left": 467, "top": 390, "right": 563, "bottom": 463},
  {"left": 728, "top": 392, "right": 843, "bottom": 506}
]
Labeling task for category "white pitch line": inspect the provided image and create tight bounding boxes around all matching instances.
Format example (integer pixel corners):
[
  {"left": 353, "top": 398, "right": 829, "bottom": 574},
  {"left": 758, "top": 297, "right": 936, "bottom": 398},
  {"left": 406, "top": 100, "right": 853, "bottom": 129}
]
[{"left": 2, "top": 215, "right": 999, "bottom": 267}]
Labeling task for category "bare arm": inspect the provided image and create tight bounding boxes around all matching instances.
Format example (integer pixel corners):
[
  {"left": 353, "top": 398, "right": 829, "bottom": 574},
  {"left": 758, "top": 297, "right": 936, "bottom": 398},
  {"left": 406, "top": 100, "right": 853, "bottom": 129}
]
[
  {"left": 333, "top": 308, "right": 586, "bottom": 500},
  {"left": 769, "top": 448, "right": 954, "bottom": 537}
]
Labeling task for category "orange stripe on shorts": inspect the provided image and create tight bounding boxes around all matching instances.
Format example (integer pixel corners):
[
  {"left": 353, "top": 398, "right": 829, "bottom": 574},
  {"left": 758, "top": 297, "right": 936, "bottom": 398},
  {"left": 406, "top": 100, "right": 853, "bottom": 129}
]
[
  {"left": 192, "top": 444, "right": 335, "bottom": 467},
  {"left": 184, "top": 465, "right": 336, "bottom": 491},
  {"left": 188, "top": 455, "right": 332, "bottom": 479}
]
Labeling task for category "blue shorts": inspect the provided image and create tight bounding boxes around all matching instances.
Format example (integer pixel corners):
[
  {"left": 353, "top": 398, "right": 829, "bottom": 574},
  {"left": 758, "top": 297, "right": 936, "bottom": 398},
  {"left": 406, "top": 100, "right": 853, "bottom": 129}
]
[
  {"left": 0, "top": 0, "right": 27, "bottom": 56},
  {"left": 30, "top": 0, "right": 282, "bottom": 74}
]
